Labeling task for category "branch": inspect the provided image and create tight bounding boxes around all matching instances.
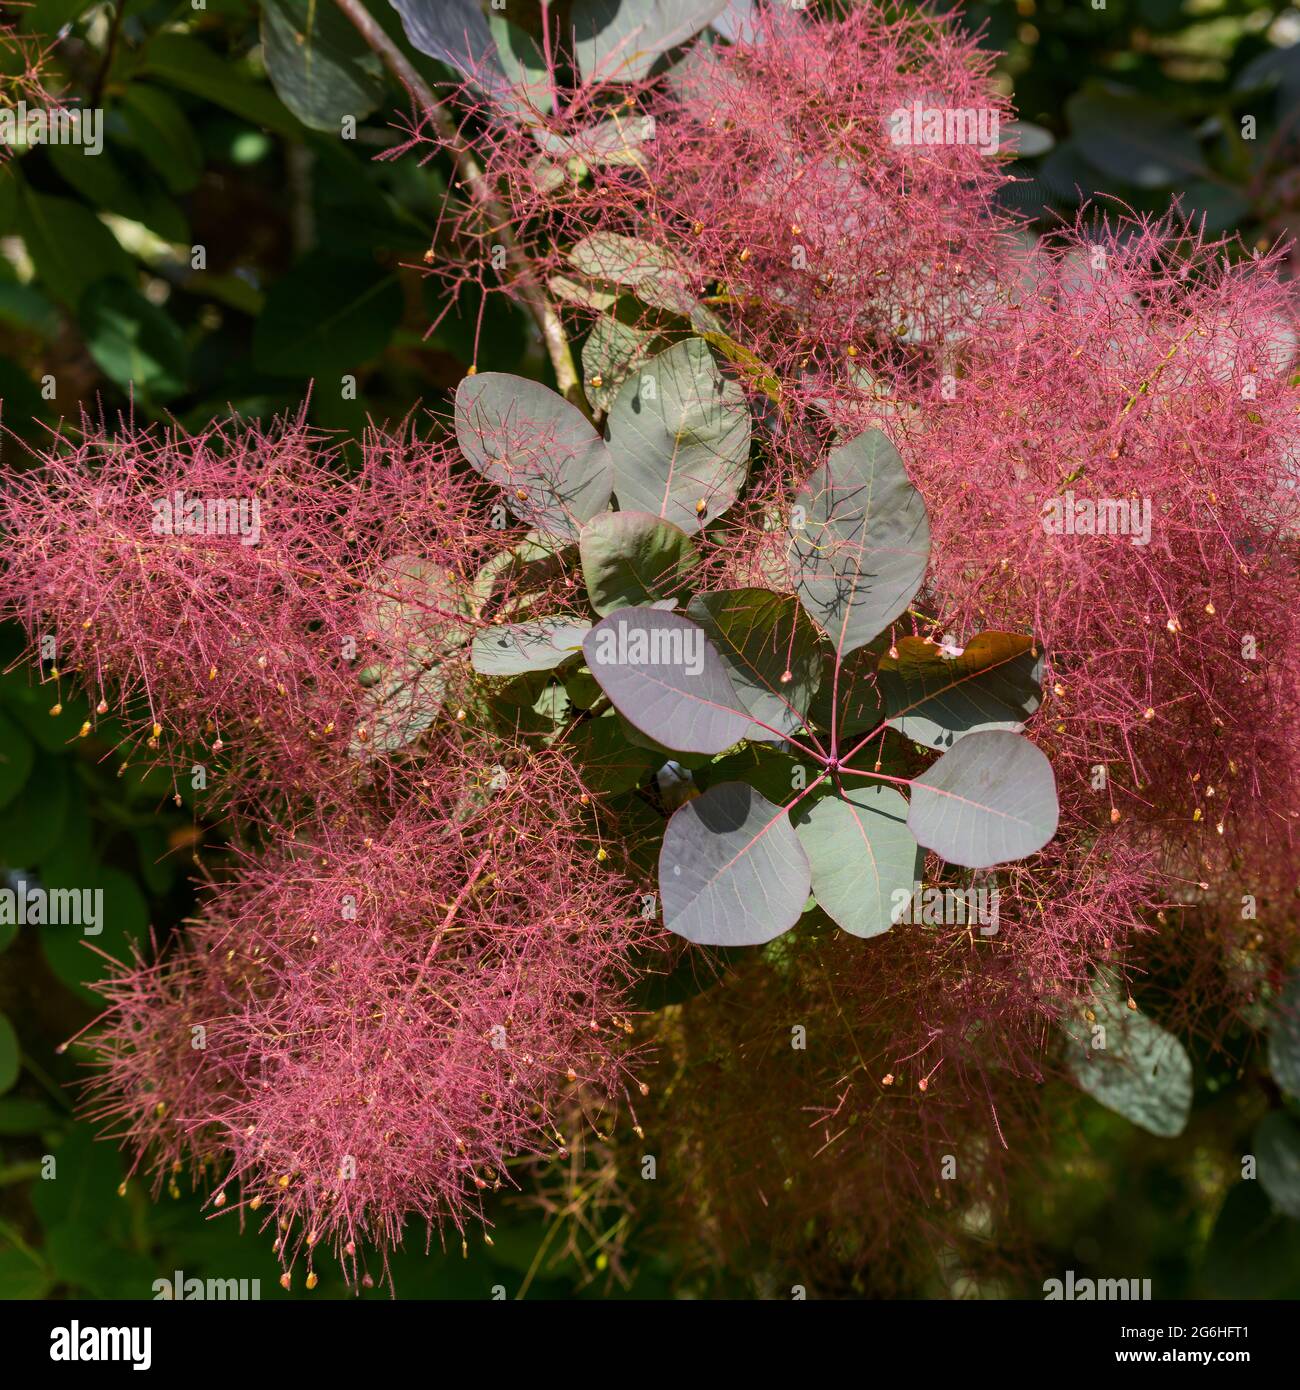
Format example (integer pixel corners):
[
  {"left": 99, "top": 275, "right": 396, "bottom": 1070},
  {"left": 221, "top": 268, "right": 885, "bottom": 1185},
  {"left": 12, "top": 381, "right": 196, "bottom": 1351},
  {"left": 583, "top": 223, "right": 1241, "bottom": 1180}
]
[{"left": 332, "top": 0, "right": 586, "bottom": 409}]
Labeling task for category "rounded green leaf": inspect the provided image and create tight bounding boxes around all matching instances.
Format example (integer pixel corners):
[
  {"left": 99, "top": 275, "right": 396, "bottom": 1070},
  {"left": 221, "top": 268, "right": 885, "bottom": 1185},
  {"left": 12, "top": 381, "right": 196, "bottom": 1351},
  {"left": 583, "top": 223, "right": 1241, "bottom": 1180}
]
[
  {"left": 472, "top": 617, "right": 592, "bottom": 676},
  {"left": 659, "top": 781, "right": 811, "bottom": 946},
  {"left": 583, "top": 607, "right": 749, "bottom": 754},
  {"left": 686, "top": 588, "right": 821, "bottom": 741},
  {"left": 794, "top": 784, "right": 921, "bottom": 939},
  {"left": 880, "top": 632, "right": 1044, "bottom": 749},
  {"left": 0, "top": 1011, "right": 18, "bottom": 1094},
  {"left": 1256, "top": 1111, "right": 1300, "bottom": 1219},
  {"left": 455, "top": 372, "right": 613, "bottom": 541},
  {"left": 605, "top": 338, "right": 751, "bottom": 534},
  {"left": 907, "top": 730, "right": 1058, "bottom": 868},
  {"left": 791, "top": 428, "right": 930, "bottom": 658},
  {"left": 582, "top": 314, "right": 659, "bottom": 411},
  {"left": 1062, "top": 981, "right": 1193, "bottom": 1138},
  {"left": 580, "top": 510, "right": 699, "bottom": 615}
]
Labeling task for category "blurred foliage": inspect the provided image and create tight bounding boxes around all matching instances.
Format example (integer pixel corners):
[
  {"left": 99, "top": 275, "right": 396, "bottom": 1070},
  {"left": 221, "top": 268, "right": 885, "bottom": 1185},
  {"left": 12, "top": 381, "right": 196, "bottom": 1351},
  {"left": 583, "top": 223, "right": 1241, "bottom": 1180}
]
[
  {"left": 0, "top": 0, "right": 1298, "bottom": 1299},
  {"left": 967, "top": 0, "right": 1300, "bottom": 250}
]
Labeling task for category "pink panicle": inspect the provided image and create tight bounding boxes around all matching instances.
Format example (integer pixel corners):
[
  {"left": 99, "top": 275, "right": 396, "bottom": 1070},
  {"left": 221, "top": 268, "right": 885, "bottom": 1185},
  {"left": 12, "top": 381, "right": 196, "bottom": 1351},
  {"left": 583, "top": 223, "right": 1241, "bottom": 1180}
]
[
  {"left": 0, "top": 412, "right": 547, "bottom": 812},
  {"left": 80, "top": 748, "right": 653, "bottom": 1289}
]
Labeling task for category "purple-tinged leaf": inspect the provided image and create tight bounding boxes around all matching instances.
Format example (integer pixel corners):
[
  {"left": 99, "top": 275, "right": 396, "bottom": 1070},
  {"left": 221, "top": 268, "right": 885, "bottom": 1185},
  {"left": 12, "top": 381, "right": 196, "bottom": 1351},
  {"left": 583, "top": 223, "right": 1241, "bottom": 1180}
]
[
  {"left": 659, "top": 781, "right": 810, "bottom": 945},
  {"left": 880, "top": 632, "right": 1043, "bottom": 749},
  {"left": 791, "top": 427, "right": 929, "bottom": 658},
  {"left": 583, "top": 607, "right": 750, "bottom": 754},
  {"left": 454, "top": 372, "right": 612, "bottom": 541}
]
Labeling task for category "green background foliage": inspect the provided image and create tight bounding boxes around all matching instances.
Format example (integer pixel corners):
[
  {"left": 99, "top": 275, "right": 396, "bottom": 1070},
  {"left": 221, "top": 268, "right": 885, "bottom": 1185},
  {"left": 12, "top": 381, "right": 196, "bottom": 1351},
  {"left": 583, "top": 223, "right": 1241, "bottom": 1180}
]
[{"left": 0, "top": 0, "right": 1297, "bottom": 1298}]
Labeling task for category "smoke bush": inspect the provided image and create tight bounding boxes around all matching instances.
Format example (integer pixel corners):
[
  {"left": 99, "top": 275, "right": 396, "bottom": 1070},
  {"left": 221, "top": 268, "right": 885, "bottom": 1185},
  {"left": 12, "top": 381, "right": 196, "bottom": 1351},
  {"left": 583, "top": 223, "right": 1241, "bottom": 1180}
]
[{"left": 1, "top": 0, "right": 1297, "bottom": 1295}]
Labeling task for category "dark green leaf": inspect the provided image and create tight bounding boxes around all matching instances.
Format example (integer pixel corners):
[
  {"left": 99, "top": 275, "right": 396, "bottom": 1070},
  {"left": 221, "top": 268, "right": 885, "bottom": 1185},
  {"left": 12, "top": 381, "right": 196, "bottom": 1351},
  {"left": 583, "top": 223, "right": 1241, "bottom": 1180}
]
[
  {"left": 0, "top": 1248, "right": 51, "bottom": 1300},
  {"left": 142, "top": 33, "right": 304, "bottom": 136},
  {"left": 13, "top": 183, "right": 134, "bottom": 311},
  {"left": 80, "top": 280, "right": 189, "bottom": 398},
  {"left": 1256, "top": 1111, "right": 1300, "bottom": 1219},
  {"left": 808, "top": 642, "right": 886, "bottom": 736},
  {"left": 565, "top": 707, "right": 658, "bottom": 794},
  {"left": 1269, "top": 970, "right": 1300, "bottom": 1102},
  {"left": 686, "top": 588, "right": 821, "bottom": 741},
  {"left": 579, "top": 510, "right": 699, "bottom": 615},
  {"left": 118, "top": 85, "right": 205, "bottom": 194},
  {"left": 39, "top": 865, "right": 149, "bottom": 1004},
  {"left": 0, "top": 1011, "right": 18, "bottom": 1093},
  {"left": 253, "top": 253, "right": 402, "bottom": 376},
  {"left": 0, "top": 709, "right": 34, "bottom": 812},
  {"left": 1067, "top": 90, "right": 1207, "bottom": 188},
  {"left": 879, "top": 632, "right": 1043, "bottom": 750},
  {"left": 47, "top": 143, "right": 188, "bottom": 243},
  {"left": 262, "top": 0, "right": 385, "bottom": 133},
  {"left": 1061, "top": 978, "right": 1193, "bottom": 1137}
]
